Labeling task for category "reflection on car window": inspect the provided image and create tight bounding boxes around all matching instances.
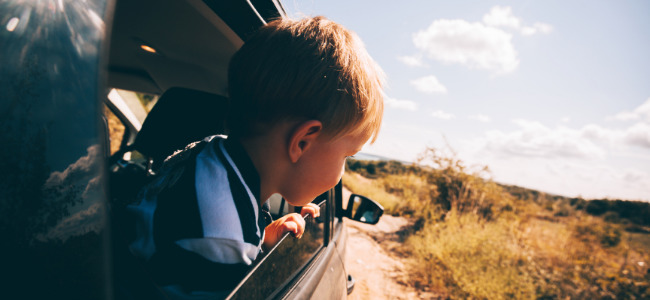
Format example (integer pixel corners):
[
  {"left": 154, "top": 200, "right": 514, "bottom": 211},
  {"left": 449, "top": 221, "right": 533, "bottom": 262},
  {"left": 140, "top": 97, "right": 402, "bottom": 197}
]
[
  {"left": 1, "top": 5, "right": 109, "bottom": 294},
  {"left": 228, "top": 200, "right": 327, "bottom": 299}
]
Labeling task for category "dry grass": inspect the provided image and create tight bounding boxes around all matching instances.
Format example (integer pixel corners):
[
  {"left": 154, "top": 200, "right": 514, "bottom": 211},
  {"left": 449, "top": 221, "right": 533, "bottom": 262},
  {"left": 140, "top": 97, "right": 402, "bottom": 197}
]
[
  {"left": 342, "top": 172, "right": 401, "bottom": 213},
  {"left": 343, "top": 149, "right": 650, "bottom": 299},
  {"left": 407, "top": 211, "right": 537, "bottom": 299}
]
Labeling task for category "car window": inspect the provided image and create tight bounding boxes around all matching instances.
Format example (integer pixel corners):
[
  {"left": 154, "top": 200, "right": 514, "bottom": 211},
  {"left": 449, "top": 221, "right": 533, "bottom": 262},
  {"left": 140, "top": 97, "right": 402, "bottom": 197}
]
[
  {"left": 331, "top": 181, "right": 343, "bottom": 231},
  {"left": 227, "top": 198, "right": 327, "bottom": 299},
  {"left": 109, "top": 88, "right": 158, "bottom": 122},
  {"left": 1, "top": 6, "right": 109, "bottom": 295},
  {"left": 267, "top": 193, "right": 294, "bottom": 219},
  {"left": 104, "top": 104, "right": 126, "bottom": 155},
  {"left": 104, "top": 88, "right": 159, "bottom": 163}
]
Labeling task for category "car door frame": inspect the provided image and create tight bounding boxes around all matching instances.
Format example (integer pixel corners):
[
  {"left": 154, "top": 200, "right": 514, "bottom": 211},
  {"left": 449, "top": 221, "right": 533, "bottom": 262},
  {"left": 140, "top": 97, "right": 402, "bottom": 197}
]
[{"left": 226, "top": 184, "right": 348, "bottom": 299}]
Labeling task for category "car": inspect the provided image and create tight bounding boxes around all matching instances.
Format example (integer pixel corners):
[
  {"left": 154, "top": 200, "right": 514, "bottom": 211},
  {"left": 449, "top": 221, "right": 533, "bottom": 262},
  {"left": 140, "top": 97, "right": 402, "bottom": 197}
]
[{"left": 0, "top": 0, "right": 384, "bottom": 299}]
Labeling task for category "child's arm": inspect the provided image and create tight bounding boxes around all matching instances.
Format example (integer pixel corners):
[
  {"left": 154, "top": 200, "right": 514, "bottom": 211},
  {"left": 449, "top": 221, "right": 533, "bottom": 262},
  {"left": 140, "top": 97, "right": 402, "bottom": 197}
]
[{"left": 262, "top": 203, "right": 320, "bottom": 251}]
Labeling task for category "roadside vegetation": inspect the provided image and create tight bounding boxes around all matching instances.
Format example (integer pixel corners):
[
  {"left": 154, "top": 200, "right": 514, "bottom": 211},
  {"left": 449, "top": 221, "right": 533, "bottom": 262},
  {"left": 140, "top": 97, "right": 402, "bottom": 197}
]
[{"left": 344, "top": 148, "right": 650, "bottom": 299}]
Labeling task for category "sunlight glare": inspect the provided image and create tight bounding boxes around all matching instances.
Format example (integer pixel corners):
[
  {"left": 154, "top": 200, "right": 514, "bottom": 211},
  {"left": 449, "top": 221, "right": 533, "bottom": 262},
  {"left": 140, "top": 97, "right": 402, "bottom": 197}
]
[{"left": 6, "top": 17, "right": 19, "bottom": 32}]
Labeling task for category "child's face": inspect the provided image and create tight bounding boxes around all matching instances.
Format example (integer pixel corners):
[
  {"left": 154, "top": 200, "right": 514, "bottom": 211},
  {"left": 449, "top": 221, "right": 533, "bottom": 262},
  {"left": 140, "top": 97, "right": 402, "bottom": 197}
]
[{"left": 281, "top": 131, "right": 368, "bottom": 206}]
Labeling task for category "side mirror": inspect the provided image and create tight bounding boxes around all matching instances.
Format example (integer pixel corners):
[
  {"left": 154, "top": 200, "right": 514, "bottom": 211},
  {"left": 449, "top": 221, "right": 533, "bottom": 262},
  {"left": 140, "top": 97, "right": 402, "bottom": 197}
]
[{"left": 345, "top": 194, "right": 384, "bottom": 225}]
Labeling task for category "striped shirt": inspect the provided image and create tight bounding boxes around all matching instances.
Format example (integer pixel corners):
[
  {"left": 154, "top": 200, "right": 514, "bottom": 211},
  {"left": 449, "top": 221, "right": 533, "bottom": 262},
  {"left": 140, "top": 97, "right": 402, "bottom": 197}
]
[{"left": 128, "top": 135, "right": 271, "bottom": 293}]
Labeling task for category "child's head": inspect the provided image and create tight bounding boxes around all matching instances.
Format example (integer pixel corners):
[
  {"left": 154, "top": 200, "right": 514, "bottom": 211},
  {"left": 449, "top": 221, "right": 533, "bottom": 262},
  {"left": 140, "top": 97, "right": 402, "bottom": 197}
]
[{"left": 227, "top": 16, "right": 385, "bottom": 143}]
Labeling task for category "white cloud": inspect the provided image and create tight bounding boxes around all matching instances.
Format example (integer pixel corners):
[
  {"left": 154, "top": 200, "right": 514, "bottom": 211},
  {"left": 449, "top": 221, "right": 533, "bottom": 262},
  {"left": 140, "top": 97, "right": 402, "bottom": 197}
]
[
  {"left": 483, "top": 6, "right": 553, "bottom": 36},
  {"left": 541, "top": 162, "right": 650, "bottom": 200},
  {"left": 38, "top": 202, "right": 105, "bottom": 242},
  {"left": 622, "top": 169, "right": 648, "bottom": 183},
  {"left": 476, "top": 117, "right": 650, "bottom": 162},
  {"left": 37, "top": 144, "right": 104, "bottom": 242},
  {"left": 408, "top": 6, "right": 552, "bottom": 74},
  {"left": 608, "top": 111, "right": 638, "bottom": 122},
  {"left": 483, "top": 119, "right": 606, "bottom": 159},
  {"left": 384, "top": 96, "right": 418, "bottom": 111},
  {"left": 580, "top": 123, "right": 614, "bottom": 142},
  {"left": 469, "top": 114, "right": 491, "bottom": 122},
  {"left": 607, "top": 98, "right": 650, "bottom": 122},
  {"left": 577, "top": 122, "right": 650, "bottom": 150},
  {"left": 527, "top": 22, "right": 553, "bottom": 35},
  {"left": 623, "top": 122, "right": 650, "bottom": 148},
  {"left": 482, "top": 6, "right": 521, "bottom": 29},
  {"left": 413, "top": 19, "right": 519, "bottom": 73},
  {"left": 397, "top": 55, "right": 427, "bottom": 67},
  {"left": 636, "top": 98, "right": 650, "bottom": 121},
  {"left": 410, "top": 75, "right": 448, "bottom": 94},
  {"left": 432, "top": 110, "right": 455, "bottom": 120},
  {"left": 46, "top": 144, "right": 102, "bottom": 187}
]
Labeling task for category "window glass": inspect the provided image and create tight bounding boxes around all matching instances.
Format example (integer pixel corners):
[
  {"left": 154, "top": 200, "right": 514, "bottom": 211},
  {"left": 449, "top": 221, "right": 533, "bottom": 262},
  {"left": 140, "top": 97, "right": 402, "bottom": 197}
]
[
  {"left": 110, "top": 88, "right": 159, "bottom": 124},
  {"left": 332, "top": 181, "right": 342, "bottom": 227},
  {"left": 267, "top": 193, "right": 293, "bottom": 220},
  {"left": 228, "top": 199, "right": 327, "bottom": 299},
  {"left": 104, "top": 104, "right": 126, "bottom": 155},
  {"left": 104, "top": 88, "right": 158, "bottom": 164},
  {"left": 0, "top": 0, "right": 110, "bottom": 297},
  {"left": 136, "top": 91, "right": 159, "bottom": 113}
]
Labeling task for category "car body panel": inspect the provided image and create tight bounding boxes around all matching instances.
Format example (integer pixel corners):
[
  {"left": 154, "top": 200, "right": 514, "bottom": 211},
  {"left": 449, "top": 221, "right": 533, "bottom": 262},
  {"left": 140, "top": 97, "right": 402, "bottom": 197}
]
[{"left": 1, "top": 0, "right": 111, "bottom": 298}]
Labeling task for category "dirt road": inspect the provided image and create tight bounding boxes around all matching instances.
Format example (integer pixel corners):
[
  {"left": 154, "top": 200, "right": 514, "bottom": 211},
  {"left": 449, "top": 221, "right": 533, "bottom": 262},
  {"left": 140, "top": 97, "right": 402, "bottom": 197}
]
[{"left": 343, "top": 189, "right": 437, "bottom": 299}]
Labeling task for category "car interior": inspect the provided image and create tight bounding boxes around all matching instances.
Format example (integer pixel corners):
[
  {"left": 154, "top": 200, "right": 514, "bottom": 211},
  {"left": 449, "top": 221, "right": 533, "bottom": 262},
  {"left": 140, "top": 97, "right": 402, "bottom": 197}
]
[
  {"left": 104, "top": 0, "right": 283, "bottom": 201},
  {"left": 0, "top": 0, "right": 382, "bottom": 297},
  {"left": 104, "top": 0, "right": 292, "bottom": 296},
  {"left": 103, "top": 0, "right": 383, "bottom": 297}
]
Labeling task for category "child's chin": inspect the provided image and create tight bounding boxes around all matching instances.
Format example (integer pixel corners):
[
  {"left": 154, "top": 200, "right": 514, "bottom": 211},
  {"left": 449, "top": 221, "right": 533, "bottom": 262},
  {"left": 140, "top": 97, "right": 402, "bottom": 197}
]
[{"left": 285, "top": 197, "right": 314, "bottom": 207}]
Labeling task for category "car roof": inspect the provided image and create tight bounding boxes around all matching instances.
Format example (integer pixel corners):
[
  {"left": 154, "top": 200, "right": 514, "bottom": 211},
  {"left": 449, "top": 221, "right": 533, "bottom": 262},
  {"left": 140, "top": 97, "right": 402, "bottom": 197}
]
[{"left": 107, "top": 0, "right": 285, "bottom": 96}]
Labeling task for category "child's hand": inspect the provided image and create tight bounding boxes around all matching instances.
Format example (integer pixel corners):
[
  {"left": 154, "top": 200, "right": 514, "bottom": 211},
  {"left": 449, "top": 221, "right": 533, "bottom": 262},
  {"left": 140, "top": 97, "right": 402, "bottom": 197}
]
[
  {"left": 299, "top": 203, "right": 320, "bottom": 219},
  {"left": 263, "top": 203, "right": 320, "bottom": 250}
]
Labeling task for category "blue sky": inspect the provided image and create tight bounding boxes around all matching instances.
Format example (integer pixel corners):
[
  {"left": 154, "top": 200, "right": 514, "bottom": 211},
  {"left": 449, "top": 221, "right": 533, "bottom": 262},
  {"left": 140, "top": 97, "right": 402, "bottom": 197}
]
[{"left": 285, "top": 0, "right": 650, "bottom": 201}]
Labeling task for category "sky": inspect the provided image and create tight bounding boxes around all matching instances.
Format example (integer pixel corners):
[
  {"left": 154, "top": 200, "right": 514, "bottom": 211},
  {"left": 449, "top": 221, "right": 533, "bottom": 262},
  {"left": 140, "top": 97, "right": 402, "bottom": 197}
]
[{"left": 284, "top": 0, "right": 650, "bottom": 202}]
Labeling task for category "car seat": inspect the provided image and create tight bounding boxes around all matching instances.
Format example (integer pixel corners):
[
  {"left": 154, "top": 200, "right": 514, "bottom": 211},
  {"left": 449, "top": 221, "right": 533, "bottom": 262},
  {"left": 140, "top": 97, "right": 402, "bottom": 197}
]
[
  {"left": 134, "top": 87, "right": 230, "bottom": 172},
  {"left": 111, "top": 87, "right": 230, "bottom": 299},
  {"left": 109, "top": 87, "right": 229, "bottom": 206}
]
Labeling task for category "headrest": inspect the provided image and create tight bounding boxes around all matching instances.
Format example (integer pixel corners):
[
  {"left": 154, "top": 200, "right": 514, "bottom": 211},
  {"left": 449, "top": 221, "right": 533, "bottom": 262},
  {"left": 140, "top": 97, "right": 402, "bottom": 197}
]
[{"left": 134, "top": 87, "right": 229, "bottom": 164}]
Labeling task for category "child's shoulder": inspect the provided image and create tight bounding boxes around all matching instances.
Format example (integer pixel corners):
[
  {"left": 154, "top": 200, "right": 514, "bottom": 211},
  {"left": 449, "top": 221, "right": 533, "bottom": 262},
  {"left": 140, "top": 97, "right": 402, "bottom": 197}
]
[
  {"left": 144, "top": 135, "right": 224, "bottom": 195},
  {"left": 162, "top": 135, "right": 224, "bottom": 170}
]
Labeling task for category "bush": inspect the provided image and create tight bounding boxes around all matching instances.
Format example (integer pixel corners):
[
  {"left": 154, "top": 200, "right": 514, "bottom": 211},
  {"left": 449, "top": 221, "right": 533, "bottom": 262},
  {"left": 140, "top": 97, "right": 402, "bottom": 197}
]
[
  {"left": 416, "top": 147, "right": 512, "bottom": 221},
  {"left": 599, "top": 224, "right": 622, "bottom": 247},
  {"left": 586, "top": 200, "right": 609, "bottom": 216},
  {"left": 343, "top": 147, "right": 650, "bottom": 299}
]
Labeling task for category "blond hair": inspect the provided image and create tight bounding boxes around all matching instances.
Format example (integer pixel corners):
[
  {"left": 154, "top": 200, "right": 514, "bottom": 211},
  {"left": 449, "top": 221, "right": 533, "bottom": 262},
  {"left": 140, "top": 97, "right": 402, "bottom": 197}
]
[{"left": 227, "top": 16, "right": 384, "bottom": 142}]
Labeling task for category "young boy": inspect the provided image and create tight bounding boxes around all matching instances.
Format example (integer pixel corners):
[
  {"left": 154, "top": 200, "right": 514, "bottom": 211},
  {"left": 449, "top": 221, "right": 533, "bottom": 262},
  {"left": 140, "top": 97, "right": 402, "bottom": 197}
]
[{"left": 128, "top": 16, "right": 384, "bottom": 297}]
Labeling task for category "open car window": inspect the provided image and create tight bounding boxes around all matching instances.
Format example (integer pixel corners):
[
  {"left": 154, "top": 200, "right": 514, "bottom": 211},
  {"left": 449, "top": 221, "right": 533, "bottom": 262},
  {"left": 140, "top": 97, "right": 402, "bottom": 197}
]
[
  {"left": 104, "top": 89, "right": 159, "bottom": 164},
  {"left": 227, "top": 198, "right": 327, "bottom": 299}
]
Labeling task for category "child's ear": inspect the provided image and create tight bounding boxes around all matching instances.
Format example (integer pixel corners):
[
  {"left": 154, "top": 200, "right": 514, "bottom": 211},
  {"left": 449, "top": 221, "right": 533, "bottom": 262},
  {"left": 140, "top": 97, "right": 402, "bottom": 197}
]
[{"left": 288, "top": 120, "right": 322, "bottom": 163}]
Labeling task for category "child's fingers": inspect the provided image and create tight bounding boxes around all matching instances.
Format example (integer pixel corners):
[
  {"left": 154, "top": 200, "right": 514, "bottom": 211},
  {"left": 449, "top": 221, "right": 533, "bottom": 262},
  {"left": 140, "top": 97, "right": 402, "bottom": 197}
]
[
  {"left": 281, "top": 221, "right": 299, "bottom": 237},
  {"left": 300, "top": 203, "right": 320, "bottom": 218},
  {"left": 284, "top": 214, "right": 306, "bottom": 238}
]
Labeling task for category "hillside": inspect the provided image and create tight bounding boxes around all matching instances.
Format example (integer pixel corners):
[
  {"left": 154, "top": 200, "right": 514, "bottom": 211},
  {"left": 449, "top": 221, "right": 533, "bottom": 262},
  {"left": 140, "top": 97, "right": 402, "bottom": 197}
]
[
  {"left": 347, "top": 157, "right": 650, "bottom": 228},
  {"left": 344, "top": 154, "right": 650, "bottom": 299}
]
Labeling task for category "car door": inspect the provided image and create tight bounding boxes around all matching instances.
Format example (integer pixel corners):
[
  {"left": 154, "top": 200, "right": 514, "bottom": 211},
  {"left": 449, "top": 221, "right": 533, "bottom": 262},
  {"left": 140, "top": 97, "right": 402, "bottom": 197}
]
[
  {"left": 1, "top": 0, "right": 113, "bottom": 299},
  {"left": 226, "top": 189, "right": 347, "bottom": 299}
]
